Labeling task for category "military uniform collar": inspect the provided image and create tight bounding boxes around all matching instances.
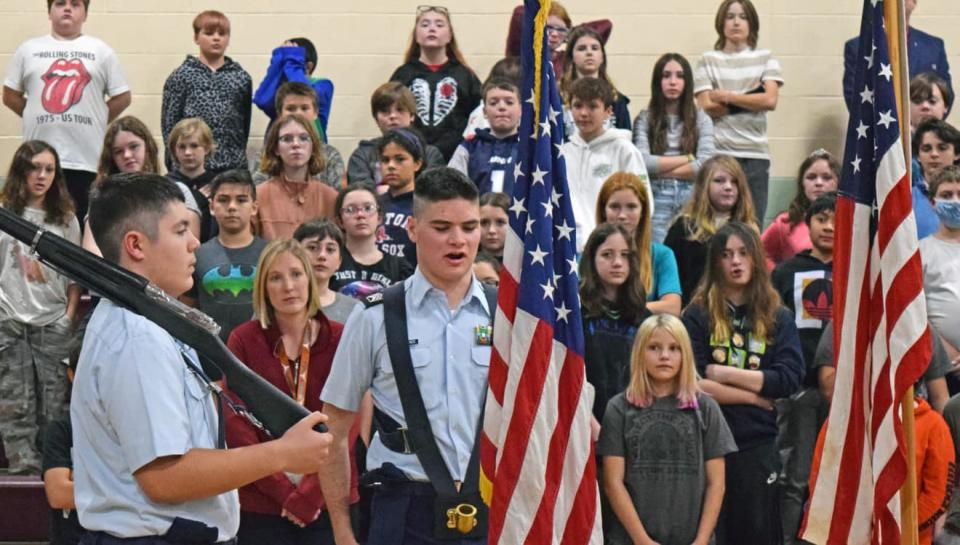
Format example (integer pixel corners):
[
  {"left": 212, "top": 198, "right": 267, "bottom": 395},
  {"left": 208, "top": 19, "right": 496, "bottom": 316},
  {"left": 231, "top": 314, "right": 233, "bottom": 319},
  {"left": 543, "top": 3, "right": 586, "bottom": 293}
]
[{"left": 408, "top": 268, "right": 491, "bottom": 315}]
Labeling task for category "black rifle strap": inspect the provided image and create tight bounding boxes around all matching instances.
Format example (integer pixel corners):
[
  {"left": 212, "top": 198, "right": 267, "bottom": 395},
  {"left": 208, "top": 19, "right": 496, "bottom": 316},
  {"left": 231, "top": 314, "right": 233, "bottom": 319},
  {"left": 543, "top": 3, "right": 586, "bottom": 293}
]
[{"left": 382, "top": 284, "right": 459, "bottom": 498}]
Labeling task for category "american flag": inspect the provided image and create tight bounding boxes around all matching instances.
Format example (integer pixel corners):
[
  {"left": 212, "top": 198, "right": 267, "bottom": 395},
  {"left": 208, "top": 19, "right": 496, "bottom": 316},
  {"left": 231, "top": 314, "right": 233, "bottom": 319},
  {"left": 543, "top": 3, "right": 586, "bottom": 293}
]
[
  {"left": 479, "top": 0, "right": 602, "bottom": 543},
  {"left": 800, "top": 1, "right": 931, "bottom": 543}
]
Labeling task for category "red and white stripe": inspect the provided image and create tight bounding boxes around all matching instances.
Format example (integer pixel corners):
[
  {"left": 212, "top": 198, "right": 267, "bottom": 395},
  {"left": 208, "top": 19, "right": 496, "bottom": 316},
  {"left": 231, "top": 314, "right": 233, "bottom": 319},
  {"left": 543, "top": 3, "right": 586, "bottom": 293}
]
[
  {"left": 800, "top": 136, "right": 931, "bottom": 544},
  {"left": 481, "top": 229, "right": 602, "bottom": 545}
]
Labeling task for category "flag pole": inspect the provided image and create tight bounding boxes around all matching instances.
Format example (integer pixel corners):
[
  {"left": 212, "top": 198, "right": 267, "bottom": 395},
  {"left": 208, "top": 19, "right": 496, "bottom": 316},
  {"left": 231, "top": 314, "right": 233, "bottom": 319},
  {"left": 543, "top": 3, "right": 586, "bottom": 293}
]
[{"left": 886, "top": 0, "right": 918, "bottom": 543}]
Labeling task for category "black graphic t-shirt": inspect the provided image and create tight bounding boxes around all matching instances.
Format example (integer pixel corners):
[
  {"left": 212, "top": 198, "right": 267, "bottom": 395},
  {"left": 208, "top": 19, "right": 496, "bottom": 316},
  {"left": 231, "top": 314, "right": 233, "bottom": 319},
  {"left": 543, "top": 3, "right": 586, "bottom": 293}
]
[
  {"left": 331, "top": 249, "right": 414, "bottom": 300},
  {"left": 597, "top": 393, "right": 737, "bottom": 545},
  {"left": 771, "top": 249, "right": 832, "bottom": 387}
]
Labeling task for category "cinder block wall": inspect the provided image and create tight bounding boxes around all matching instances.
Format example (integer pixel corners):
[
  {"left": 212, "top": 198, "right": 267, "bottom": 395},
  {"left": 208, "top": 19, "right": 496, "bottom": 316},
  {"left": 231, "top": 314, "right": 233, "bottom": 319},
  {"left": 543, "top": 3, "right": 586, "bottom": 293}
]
[{"left": 0, "top": 0, "right": 956, "bottom": 180}]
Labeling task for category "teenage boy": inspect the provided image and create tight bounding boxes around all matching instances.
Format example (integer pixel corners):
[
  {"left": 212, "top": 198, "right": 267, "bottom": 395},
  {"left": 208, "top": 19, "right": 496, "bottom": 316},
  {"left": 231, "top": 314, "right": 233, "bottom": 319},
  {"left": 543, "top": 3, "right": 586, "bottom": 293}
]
[
  {"left": 912, "top": 119, "right": 960, "bottom": 238},
  {"left": 921, "top": 166, "right": 960, "bottom": 373},
  {"left": 770, "top": 192, "right": 835, "bottom": 545},
  {"left": 292, "top": 219, "right": 360, "bottom": 326},
  {"left": 254, "top": 38, "right": 334, "bottom": 142},
  {"left": 3, "top": 0, "right": 131, "bottom": 223},
  {"left": 161, "top": 10, "right": 252, "bottom": 173},
  {"left": 183, "top": 169, "right": 265, "bottom": 344},
  {"left": 561, "top": 77, "right": 652, "bottom": 252},
  {"left": 319, "top": 168, "right": 492, "bottom": 545},
  {"left": 346, "top": 82, "right": 445, "bottom": 187},
  {"left": 168, "top": 117, "right": 217, "bottom": 241},
  {"left": 253, "top": 82, "right": 345, "bottom": 189},
  {"left": 73, "top": 172, "right": 329, "bottom": 543},
  {"left": 448, "top": 80, "right": 521, "bottom": 195}
]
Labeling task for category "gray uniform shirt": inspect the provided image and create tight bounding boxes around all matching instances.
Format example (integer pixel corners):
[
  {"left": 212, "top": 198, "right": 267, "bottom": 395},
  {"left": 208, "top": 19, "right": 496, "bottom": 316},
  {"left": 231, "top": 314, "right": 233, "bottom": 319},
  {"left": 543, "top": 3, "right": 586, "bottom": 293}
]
[{"left": 321, "top": 269, "right": 492, "bottom": 481}]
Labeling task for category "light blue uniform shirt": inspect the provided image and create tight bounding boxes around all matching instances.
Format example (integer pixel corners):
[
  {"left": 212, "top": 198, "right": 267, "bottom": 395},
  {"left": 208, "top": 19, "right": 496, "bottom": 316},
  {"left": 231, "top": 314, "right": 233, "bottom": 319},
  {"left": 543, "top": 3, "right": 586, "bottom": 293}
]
[
  {"left": 321, "top": 269, "right": 492, "bottom": 482},
  {"left": 71, "top": 300, "right": 239, "bottom": 540}
]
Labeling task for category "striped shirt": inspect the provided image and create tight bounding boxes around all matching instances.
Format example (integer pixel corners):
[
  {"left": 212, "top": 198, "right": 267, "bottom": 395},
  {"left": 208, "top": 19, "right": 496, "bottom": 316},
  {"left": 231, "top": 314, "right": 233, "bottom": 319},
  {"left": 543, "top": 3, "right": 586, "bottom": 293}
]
[{"left": 694, "top": 48, "right": 784, "bottom": 160}]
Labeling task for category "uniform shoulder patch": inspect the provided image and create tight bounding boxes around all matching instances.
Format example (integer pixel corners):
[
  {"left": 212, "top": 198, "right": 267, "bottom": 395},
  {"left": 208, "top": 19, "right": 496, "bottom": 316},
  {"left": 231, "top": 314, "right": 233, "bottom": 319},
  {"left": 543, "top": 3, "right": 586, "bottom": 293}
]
[{"left": 363, "top": 292, "right": 385, "bottom": 308}]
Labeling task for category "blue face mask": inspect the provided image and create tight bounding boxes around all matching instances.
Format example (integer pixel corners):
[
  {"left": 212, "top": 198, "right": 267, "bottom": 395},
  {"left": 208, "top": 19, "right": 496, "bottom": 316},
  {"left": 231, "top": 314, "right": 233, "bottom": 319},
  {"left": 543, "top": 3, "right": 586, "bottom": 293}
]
[{"left": 934, "top": 200, "right": 960, "bottom": 229}]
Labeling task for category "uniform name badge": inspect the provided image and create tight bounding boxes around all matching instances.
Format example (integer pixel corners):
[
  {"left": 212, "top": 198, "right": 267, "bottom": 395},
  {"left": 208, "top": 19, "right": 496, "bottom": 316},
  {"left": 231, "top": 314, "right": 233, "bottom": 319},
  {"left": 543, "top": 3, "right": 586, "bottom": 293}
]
[{"left": 475, "top": 324, "right": 492, "bottom": 346}]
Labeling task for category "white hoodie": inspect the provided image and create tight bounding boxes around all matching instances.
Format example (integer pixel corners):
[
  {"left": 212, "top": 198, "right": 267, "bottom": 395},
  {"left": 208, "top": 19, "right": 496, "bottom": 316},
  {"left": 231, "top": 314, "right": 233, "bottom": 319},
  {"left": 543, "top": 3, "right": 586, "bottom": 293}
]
[{"left": 561, "top": 128, "right": 652, "bottom": 252}]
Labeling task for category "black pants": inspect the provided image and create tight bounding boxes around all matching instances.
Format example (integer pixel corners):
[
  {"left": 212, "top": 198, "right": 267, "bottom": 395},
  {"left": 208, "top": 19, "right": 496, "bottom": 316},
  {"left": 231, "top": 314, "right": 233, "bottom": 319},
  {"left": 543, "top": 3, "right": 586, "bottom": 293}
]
[
  {"left": 716, "top": 440, "right": 783, "bottom": 545},
  {"left": 80, "top": 532, "right": 235, "bottom": 545},
  {"left": 63, "top": 169, "right": 97, "bottom": 226},
  {"left": 367, "top": 482, "right": 486, "bottom": 545},
  {"left": 237, "top": 511, "right": 336, "bottom": 545}
]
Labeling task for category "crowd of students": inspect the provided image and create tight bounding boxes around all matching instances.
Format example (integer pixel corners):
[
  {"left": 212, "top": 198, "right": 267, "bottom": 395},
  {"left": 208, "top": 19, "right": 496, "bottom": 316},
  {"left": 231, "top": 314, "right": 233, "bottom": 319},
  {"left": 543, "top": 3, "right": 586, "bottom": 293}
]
[{"left": 1, "top": 1, "right": 960, "bottom": 545}]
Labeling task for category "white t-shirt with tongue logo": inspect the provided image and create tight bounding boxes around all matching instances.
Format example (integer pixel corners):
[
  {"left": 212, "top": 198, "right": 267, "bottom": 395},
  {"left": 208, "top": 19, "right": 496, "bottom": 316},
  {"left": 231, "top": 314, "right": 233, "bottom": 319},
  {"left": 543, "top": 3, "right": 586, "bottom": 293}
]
[{"left": 4, "top": 34, "right": 129, "bottom": 172}]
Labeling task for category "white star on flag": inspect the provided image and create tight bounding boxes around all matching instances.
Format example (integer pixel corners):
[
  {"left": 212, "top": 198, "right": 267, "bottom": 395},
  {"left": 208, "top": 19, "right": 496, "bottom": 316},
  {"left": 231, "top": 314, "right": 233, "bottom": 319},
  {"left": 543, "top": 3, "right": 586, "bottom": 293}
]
[
  {"left": 879, "top": 63, "right": 893, "bottom": 81},
  {"left": 528, "top": 244, "right": 547, "bottom": 266},
  {"left": 877, "top": 110, "right": 895, "bottom": 129},
  {"left": 860, "top": 86, "right": 874, "bottom": 104},
  {"left": 556, "top": 220, "right": 574, "bottom": 241},
  {"left": 540, "top": 281, "right": 555, "bottom": 301},
  {"left": 509, "top": 197, "right": 526, "bottom": 217},
  {"left": 856, "top": 122, "right": 869, "bottom": 139},
  {"left": 531, "top": 165, "right": 547, "bottom": 185}
]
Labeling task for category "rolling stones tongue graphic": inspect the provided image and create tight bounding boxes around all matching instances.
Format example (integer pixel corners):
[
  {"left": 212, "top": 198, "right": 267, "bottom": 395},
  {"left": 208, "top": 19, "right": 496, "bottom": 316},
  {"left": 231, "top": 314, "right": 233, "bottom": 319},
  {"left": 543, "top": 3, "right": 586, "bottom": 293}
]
[{"left": 41, "top": 58, "right": 91, "bottom": 114}]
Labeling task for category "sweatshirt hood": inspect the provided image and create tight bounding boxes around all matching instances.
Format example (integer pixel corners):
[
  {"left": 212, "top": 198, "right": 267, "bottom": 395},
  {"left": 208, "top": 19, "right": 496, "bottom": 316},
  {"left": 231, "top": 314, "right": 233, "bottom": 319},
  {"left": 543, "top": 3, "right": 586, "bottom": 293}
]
[{"left": 570, "top": 127, "right": 632, "bottom": 150}]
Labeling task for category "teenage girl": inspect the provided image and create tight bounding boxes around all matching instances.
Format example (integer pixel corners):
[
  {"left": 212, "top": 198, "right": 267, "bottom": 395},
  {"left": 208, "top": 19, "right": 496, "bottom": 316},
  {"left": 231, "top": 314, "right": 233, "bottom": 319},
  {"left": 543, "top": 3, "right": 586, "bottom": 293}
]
[
  {"left": 664, "top": 155, "right": 757, "bottom": 307},
  {"left": 596, "top": 172, "right": 682, "bottom": 316},
  {"left": 681, "top": 221, "right": 804, "bottom": 545},
  {"left": 331, "top": 182, "right": 413, "bottom": 299},
  {"left": 579, "top": 223, "right": 652, "bottom": 429},
  {"left": 479, "top": 192, "right": 509, "bottom": 263},
  {"left": 82, "top": 116, "right": 201, "bottom": 253},
  {"left": 598, "top": 314, "right": 736, "bottom": 545},
  {"left": 559, "top": 25, "right": 630, "bottom": 136},
  {"left": 0, "top": 141, "right": 81, "bottom": 474},
  {"left": 255, "top": 114, "right": 338, "bottom": 241},
  {"left": 377, "top": 128, "right": 428, "bottom": 269},
  {"left": 389, "top": 6, "right": 482, "bottom": 162},
  {"left": 761, "top": 149, "right": 839, "bottom": 269},
  {"left": 694, "top": 0, "right": 784, "bottom": 223},
  {"left": 633, "top": 53, "right": 716, "bottom": 242}
]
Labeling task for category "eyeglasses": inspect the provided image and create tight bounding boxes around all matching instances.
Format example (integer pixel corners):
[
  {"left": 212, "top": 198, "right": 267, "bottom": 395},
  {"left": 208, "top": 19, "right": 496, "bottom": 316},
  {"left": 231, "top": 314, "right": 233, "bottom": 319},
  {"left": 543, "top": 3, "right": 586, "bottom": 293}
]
[
  {"left": 545, "top": 25, "right": 569, "bottom": 36},
  {"left": 278, "top": 134, "right": 311, "bottom": 145},
  {"left": 416, "top": 5, "right": 449, "bottom": 17},
  {"left": 342, "top": 203, "right": 378, "bottom": 216},
  {"left": 480, "top": 278, "right": 500, "bottom": 288}
]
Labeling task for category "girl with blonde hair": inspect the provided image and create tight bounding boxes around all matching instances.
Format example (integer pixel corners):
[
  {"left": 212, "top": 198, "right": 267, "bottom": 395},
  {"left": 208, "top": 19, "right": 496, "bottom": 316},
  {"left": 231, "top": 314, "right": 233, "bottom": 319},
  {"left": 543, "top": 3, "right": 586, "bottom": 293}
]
[
  {"left": 664, "top": 155, "right": 756, "bottom": 307},
  {"left": 598, "top": 314, "right": 736, "bottom": 545}
]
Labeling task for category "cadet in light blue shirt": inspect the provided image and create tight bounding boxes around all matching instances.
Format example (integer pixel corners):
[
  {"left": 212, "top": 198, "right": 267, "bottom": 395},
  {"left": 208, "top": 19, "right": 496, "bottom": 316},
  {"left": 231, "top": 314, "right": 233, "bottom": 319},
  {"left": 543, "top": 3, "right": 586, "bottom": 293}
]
[
  {"left": 319, "top": 168, "right": 491, "bottom": 545},
  {"left": 71, "top": 173, "right": 331, "bottom": 544}
]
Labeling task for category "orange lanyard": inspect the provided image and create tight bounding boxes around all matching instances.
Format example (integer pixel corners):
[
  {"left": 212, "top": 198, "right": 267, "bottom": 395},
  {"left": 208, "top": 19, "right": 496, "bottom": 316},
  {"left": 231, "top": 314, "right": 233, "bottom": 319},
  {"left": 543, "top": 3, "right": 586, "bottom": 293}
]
[{"left": 277, "top": 322, "right": 312, "bottom": 405}]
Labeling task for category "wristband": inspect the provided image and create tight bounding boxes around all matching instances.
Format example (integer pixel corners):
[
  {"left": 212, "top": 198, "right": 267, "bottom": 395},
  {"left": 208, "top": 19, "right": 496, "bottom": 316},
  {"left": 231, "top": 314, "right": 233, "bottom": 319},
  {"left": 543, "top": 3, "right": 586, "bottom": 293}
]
[{"left": 686, "top": 154, "right": 696, "bottom": 163}]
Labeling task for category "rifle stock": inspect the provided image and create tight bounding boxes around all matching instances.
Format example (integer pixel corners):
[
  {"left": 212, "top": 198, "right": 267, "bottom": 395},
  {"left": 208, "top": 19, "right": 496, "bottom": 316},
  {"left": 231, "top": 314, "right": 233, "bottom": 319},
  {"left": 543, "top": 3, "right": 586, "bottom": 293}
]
[{"left": 0, "top": 206, "right": 326, "bottom": 436}]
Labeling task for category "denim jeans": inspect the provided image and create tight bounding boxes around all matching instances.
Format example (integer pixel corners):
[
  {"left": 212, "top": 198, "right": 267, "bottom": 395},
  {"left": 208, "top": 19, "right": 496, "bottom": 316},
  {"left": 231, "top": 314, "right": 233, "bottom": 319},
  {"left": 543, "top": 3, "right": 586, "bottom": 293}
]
[{"left": 650, "top": 178, "right": 694, "bottom": 243}]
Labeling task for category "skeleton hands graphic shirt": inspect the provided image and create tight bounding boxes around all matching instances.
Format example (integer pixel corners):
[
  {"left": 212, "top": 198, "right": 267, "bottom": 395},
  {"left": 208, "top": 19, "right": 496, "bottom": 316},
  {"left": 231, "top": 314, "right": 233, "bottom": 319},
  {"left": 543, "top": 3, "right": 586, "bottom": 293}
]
[{"left": 390, "top": 59, "right": 482, "bottom": 162}]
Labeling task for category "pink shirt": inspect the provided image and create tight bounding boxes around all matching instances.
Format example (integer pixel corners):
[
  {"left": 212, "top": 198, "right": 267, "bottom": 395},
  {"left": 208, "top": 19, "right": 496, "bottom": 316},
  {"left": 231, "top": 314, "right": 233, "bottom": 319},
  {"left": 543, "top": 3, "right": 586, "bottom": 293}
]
[
  {"left": 761, "top": 212, "right": 810, "bottom": 270},
  {"left": 255, "top": 178, "right": 338, "bottom": 241}
]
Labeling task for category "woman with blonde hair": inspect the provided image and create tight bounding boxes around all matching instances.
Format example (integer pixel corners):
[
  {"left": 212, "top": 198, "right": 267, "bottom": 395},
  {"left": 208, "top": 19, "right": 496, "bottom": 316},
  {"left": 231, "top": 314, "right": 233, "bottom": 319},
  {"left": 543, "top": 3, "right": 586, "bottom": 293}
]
[
  {"left": 389, "top": 6, "right": 481, "bottom": 161},
  {"left": 224, "top": 238, "right": 359, "bottom": 544},
  {"left": 256, "top": 114, "right": 337, "bottom": 241},
  {"left": 664, "top": 155, "right": 756, "bottom": 307},
  {"left": 681, "top": 221, "right": 803, "bottom": 545},
  {"left": 596, "top": 172, "right": 681, "bottom": 315},
  {"left": 598, "top": 313, "right": 735, "bottom": 545}
]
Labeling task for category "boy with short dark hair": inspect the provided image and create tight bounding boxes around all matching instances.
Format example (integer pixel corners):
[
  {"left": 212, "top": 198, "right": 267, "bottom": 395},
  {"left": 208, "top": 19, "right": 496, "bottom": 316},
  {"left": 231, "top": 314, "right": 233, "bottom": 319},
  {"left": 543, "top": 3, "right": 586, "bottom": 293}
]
[
  {"left": 253, "top": 82, "right": 345, "bottom": 189},
  {"left": 74, "top": 172, "right": 330, "bottom": 543},
  {"left": 561, "top": 77, "right": 651, "bottom": 252},
  {"left": 161, "top": 10, "right": 252, "bottom": 173},
  {"left": 292, "top": 219, "right": 360, "bottom": 325},
  {"left": 183, "top": 169, "right": 266, "bottom": 343},
  {"left": 448, "top": 80, "right": 521, "bottom": 195},
  {"left": 4, "top": 0, "right": 131, "bottom": 223},
  {"left": 319, "top": 167, "right": 491, "bottom": 545},
  {"left": 770, "top": 192, "right": 835, "bottom": 544},
  {"left": 253, "top": 37, "right": 334, "bottom": 142},
  {"left": 346, "top": 82, "right": 445, "bottom": 186}
]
